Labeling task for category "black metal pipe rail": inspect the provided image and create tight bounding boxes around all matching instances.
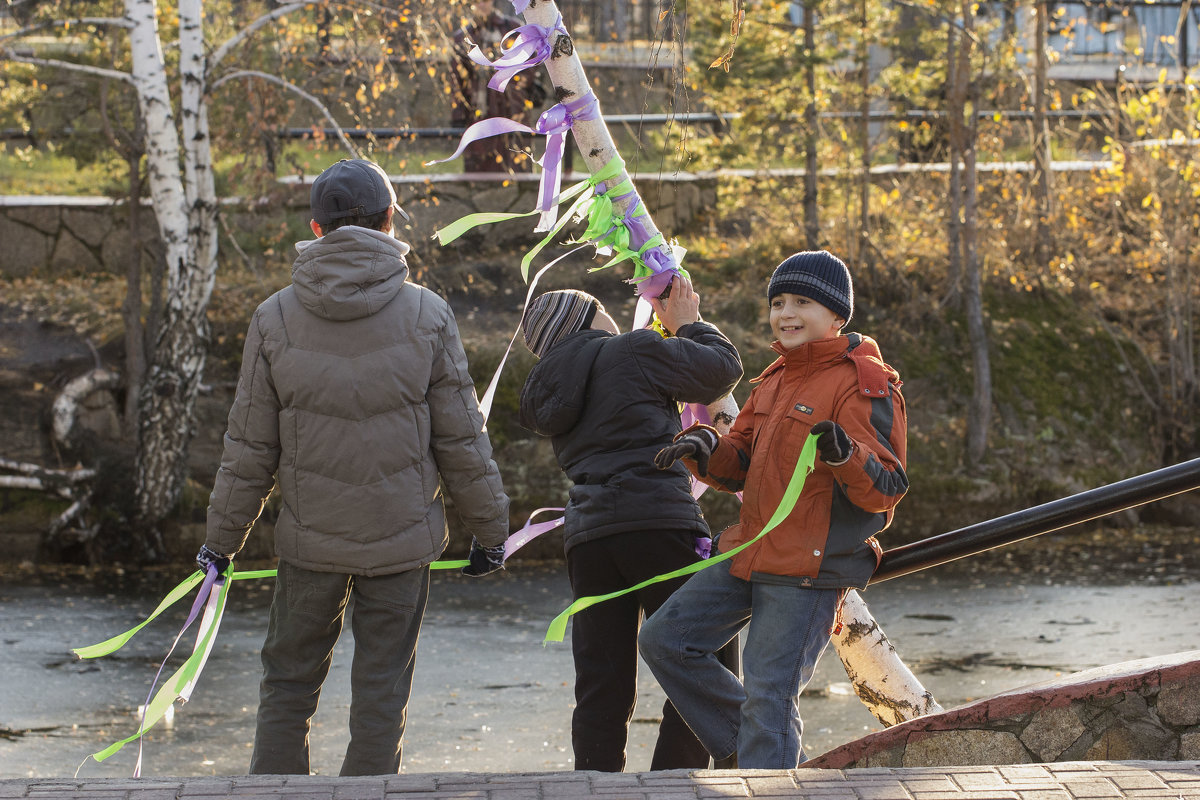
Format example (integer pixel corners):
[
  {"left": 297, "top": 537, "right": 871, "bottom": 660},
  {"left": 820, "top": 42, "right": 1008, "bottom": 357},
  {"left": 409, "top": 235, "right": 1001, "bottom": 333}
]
[{"left": 872, "top": 457, "right": 1200, "bottom": 583}]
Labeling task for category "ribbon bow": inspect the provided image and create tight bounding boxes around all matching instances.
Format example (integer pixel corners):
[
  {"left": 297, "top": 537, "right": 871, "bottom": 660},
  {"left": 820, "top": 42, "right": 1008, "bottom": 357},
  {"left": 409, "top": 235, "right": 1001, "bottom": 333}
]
[{"left": 468, "top": 17, "right": 565, "bottom": 93}]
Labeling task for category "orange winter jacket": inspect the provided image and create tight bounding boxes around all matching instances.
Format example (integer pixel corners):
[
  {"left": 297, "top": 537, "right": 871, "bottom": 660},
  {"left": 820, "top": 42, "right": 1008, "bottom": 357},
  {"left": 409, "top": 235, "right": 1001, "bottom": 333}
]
[{"left": 684, "top": 332, "right": 908, "bottom": 588}]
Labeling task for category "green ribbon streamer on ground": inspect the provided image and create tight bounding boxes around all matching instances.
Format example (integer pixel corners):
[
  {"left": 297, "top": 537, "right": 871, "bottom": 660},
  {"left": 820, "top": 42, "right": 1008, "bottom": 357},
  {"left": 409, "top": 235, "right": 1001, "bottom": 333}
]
[{"left": 543, "top": 434, "right": 819, "bottom": 643}]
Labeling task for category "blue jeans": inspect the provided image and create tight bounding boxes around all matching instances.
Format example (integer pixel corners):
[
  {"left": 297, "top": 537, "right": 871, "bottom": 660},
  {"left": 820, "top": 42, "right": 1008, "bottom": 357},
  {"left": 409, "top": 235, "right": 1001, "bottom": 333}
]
[{"left": 638, "top": 558, "right": 840, "bottom": 768}]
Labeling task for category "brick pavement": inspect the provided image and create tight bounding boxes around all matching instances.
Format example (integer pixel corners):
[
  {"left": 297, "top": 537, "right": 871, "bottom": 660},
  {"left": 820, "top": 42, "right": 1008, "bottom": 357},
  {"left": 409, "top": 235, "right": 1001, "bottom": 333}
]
[{"left": 0, "top": 761, "right": 1197, "bottom": 800}]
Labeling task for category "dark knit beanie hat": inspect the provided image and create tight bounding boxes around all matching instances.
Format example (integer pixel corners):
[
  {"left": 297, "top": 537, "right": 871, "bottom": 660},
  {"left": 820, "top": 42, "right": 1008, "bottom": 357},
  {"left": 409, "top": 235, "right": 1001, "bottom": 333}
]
[
  {"left": 521, "top": 290, "right": 602, "bottom": 358},
  {"left": 767, "top": 250, "right": 854, "bottom": 325}
]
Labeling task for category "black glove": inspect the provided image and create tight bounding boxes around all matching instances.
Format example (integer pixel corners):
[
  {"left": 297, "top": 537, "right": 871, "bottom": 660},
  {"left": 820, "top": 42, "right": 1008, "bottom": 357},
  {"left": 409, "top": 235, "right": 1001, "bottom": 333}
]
[
  {"left": 195, "top": 544, "right": 231, "bottom": 576},
  {"left": 653, "top": 428, "right": 719, "bottom": 477},
  {"left": 462, "top": 538, "right": 506, "bottom": 577},
  {"left": 811, "top": 420, "right": 853, "bottom": 465}
]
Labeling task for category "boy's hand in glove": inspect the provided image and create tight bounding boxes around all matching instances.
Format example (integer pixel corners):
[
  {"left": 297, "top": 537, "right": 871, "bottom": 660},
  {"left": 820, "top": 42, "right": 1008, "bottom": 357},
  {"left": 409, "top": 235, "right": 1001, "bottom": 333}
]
[
  {"left": 195, "top": 544, "right": 231, "bottom": 576},
  {"left": 462, "top": 538, "right": 506, "bottom": 577},
  {"left": 654, "top": 428, "right": 719, "bottom": 477},
  {"left": 811, "top": 420, "right": 853, "bottom": 465}
]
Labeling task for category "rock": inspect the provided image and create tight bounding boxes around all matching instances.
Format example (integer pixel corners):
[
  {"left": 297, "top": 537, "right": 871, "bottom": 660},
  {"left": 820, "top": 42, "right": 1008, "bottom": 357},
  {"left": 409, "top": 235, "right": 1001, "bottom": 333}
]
[
  {"left": 902, "top": 729, "right": 1031, "bottom": 767},
  {"left": 1020, "top": 705, "right": 1087, "bottom": 761},
  {"left": 1156, "top": 684, "right": 1200, "bottom": 726}
]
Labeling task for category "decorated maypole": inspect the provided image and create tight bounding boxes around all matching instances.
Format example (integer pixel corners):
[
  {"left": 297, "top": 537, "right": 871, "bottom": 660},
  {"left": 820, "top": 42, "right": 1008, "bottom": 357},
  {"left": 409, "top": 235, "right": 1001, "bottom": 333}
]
[{"left": 441, "top": 0, "right": 941, "bottom": 729}]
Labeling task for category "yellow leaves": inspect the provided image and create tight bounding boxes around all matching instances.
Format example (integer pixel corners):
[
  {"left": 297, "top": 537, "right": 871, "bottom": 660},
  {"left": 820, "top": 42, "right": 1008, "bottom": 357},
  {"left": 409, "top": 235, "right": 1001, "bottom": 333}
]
[{"left": 709, "top": 0, "right": 744, "bottom": 72}]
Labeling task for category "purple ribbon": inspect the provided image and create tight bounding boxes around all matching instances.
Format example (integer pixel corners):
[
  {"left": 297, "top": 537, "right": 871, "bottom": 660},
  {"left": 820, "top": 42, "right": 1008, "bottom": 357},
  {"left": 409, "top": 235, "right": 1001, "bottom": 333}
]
[
  {"left": 633, "top": 248, "right": 678, "bottom": 297},
  {"left": 468, "top": 17, "right": 565, "bottom": 92},
  {"left": 532, "top": 93, "right": 600, "bottom": 231},
  {"left": 424, "top": 116, "right": 533, "bottom": 167},
  {"left": 509, "top": 0, "right": 531, "bottom": 13},
  {"left": 620, "top": 205, "right": 655, "bottom": 250}
]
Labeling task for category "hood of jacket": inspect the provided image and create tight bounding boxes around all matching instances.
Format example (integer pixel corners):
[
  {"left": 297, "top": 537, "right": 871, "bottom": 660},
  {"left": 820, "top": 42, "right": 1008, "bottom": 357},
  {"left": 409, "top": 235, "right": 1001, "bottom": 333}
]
[
  {"left": 292, "top": 226, "right": 412, "bottom": 321},
  {"left": 519, "top": 330, "right": 610, "bottom": 437}
]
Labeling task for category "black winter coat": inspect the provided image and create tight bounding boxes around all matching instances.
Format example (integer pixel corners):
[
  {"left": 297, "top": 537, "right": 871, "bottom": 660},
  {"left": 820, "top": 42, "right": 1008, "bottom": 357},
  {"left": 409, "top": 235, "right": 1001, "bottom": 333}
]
[{"left": 519, "top": 321, "right": 742, "bottom": 553}]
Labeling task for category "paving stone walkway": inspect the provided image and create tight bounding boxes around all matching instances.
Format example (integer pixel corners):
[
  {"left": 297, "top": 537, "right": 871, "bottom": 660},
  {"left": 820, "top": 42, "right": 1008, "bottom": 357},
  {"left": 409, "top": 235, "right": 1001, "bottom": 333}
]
[{"left": 1, "top": 761, "right": 1198, "bottom": 799}]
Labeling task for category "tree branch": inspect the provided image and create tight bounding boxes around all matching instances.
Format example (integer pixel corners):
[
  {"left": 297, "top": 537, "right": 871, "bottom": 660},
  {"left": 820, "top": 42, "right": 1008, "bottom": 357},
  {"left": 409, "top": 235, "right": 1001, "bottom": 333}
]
[
  {"left": 0, "top": 52, "right": 134, "bottom": 85},
  {"left": 208, "top": 1, "right": 311, "bottom": 73},
  {"left": 210, "top": 70, "right": 360, "bottom": 157},
  {"left": 0, "top": 17, "right": 132, "bottom": 46}
]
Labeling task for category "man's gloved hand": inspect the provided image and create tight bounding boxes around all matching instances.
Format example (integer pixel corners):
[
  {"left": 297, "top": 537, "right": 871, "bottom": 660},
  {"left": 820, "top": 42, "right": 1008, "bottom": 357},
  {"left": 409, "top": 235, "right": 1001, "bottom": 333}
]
[
  {"left": 653, "top": 428, "right": 719, "bottom": 477},
  {"left": 811, "top": 420, "right": 853, "bottom": 465},
  {"left": 195, "top": 544, "right": 231, "bottom": 576},
  {"left": 462, "top": 538, "right": 506, "bottom": 577}
]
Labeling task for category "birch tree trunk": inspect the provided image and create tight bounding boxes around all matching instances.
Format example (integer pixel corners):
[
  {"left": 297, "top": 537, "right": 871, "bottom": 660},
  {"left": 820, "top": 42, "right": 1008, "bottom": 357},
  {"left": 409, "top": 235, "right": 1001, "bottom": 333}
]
[
  {"left": 128, "top": 0, "right": 219, "bottom": 531},
  {"left": 831, "top": 590, "right": 943, "bottom": 724}
]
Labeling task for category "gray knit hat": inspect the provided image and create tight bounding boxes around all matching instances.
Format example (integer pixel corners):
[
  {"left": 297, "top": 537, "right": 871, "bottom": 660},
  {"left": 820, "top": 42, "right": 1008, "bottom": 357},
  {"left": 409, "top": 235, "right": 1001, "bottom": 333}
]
[
  {"left": 767, "top": 250, "right": 853, "bottom": 325},
  {"left": 521, "top": 290, "right": 602, "bottom": 358}
]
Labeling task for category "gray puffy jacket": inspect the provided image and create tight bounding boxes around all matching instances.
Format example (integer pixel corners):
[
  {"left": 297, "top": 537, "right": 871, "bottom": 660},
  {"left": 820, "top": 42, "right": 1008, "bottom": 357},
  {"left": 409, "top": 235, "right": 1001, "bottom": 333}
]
[{"left": 205, "top": 226, "right": 509, "bottom": 575}]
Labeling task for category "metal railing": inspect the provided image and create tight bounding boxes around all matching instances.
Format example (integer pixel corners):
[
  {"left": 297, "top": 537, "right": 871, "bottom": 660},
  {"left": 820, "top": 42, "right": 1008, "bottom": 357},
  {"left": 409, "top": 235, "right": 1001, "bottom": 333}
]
[{"left": 872, "top": 458, "right": 1200, "bottom": 583}]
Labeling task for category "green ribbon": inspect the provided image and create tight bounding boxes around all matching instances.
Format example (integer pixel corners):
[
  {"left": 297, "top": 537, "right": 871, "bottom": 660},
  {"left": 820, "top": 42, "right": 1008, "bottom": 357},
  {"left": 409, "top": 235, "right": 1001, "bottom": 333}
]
[
  {"left": 432, "top": 156, "right": 628, "bottom": 284},
  {"left": 75, "top": 558, "right": 469, "bottom": 766},
  {"left": 72, "top": 564, "right": 463, "bottom": 660},
  {"left": 543, "top": 434, "right": 819, "bottom": 643},
  {"left": 86, "top": 574, "right": 235, "bottom": 763}
]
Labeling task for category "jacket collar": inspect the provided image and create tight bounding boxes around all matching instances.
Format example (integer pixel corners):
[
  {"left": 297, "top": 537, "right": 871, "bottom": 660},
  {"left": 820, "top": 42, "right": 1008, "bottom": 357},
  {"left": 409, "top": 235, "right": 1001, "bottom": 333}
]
[{"left": 751, "top": 333, "right": 859, "bottom": 384}]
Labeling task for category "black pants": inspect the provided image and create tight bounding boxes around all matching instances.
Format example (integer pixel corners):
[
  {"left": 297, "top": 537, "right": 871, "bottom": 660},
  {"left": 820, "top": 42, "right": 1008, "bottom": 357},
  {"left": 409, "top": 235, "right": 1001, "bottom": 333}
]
[
  {"left": 249, "top": 560, "right": 430, "bottom": 776},
  {"left": 567, "top": 529, "right": 712, "bottom": 772}
]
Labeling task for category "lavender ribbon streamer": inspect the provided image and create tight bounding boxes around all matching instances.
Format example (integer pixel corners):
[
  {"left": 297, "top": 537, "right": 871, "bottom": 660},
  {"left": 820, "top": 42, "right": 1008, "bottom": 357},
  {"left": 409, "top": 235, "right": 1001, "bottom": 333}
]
[
  {"left": 424, "top": 116, "right": 533, "bottom": 167},
  {"left": 504, "top": 507, "right": 566, "bottom": 559},
  {"left": 130, "top": 566, "right": 220, "bottom": 776},
  {"left": 533, "top": 93, "right": 600, "bottom": 231},
  {"left": 469, "top": 18, "right": 564, "bottom": 92}
]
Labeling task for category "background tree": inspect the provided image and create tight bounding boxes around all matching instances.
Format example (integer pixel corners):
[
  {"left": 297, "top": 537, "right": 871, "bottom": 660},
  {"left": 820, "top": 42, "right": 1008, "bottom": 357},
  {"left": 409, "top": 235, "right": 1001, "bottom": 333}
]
[{"left": 0, "top": 0, "right": 475, "bottom": 554}]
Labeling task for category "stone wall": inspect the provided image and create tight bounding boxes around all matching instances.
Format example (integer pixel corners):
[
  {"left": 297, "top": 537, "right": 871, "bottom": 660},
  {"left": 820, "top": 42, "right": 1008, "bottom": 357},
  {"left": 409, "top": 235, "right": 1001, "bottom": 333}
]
[
  {"left": 0, "top": 172, "right": 715, "bottom": 280},
  {"left": 807, "top": 650, "right": 1200, "bottom": 768}
]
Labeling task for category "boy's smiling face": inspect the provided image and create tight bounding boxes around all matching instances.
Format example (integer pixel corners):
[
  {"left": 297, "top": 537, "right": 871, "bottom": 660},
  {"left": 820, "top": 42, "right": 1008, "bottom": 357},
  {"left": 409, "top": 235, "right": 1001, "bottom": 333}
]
[{"left": 769, "top": 292, "right": 845, "bottom": 350}]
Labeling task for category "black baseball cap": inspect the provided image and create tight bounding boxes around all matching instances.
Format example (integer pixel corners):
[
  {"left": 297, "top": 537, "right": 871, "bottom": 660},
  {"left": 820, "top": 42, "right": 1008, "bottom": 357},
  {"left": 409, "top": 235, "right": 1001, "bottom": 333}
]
[{"left": 310, "top": 159, "right": 410, "bottom": 226}]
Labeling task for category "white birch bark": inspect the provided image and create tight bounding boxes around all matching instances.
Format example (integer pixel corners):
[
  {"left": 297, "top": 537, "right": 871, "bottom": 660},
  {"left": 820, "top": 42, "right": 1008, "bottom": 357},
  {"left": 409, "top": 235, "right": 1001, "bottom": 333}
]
[
  {"left": 519, "top": 0, "right": 670, "bottom": 250},
  {"left": 50, "top": 368, "right": 122, "bottom": 447},
  {"left": 832, "top": 589, "right": 944, "bottom": 725},
  {"left": 126, "top": 0, "right": 218, "bottom": 527}
]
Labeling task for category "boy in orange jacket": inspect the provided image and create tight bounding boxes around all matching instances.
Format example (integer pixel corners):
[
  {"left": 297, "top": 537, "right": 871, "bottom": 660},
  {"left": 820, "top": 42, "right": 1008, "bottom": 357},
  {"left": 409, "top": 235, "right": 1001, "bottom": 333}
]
[{"left": 639, "top": 250, "right": 908, "bottom": 768}]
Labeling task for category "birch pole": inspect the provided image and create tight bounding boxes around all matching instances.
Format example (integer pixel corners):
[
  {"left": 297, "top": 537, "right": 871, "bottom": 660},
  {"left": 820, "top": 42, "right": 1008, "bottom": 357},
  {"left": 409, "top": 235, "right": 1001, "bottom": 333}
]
[
  {"left": 515, "top": 0, "right": 939, "bottom": 727},
  {"left": 517, "top": 0, "right": 742, "bottom": 430}
]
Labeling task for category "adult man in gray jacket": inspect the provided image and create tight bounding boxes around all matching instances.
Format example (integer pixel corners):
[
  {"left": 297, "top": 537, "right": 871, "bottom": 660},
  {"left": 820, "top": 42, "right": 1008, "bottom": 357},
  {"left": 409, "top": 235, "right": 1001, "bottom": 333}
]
[{"left": 197, "top": 159, "right": 510, "bottom": 776}]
